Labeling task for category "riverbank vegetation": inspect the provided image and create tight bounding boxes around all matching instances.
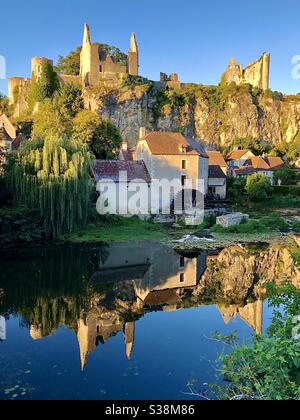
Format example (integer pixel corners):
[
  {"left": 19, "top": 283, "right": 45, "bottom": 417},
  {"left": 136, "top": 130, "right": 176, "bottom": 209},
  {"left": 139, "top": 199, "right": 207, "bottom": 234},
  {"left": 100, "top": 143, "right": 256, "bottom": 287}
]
[
  {"left": 216, "top": 284, "right": 300, "bottom": 400},
  {"left": 61, "top": 215, "right": 169, "bottom": 243}
]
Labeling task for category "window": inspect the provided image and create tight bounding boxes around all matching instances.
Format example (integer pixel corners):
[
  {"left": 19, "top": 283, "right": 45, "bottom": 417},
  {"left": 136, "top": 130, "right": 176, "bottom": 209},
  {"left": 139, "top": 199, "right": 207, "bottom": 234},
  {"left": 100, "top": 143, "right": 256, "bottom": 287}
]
[
  {"left": 181, "top": 175, "right": 186, "bottom": 187},
  {"left": 182, "top": 160, "right": 187, "bottom": 170},
  {"left": 180, "top": 273, "right": 185, "bottom": 283},
  {"left": 99, "top": 65, "right": 103, "bottom": 72},
  {"left": 180, "top": 256, "right": 185, "bottom": 268}
]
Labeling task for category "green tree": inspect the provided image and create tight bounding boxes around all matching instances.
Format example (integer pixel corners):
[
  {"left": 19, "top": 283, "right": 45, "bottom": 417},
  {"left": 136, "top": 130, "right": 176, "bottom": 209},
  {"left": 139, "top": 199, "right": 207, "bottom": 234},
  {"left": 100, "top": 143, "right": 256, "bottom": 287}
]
[
  {"left": 27, "top": 62, "right": 60, "bottom": 111},
  {"left": 55, "top": 83, "right": 84, "bottom": 118},
  {"left": 227, "top": 176, "right": 246, "bottom": 203},
  {"left": 9, "top": 136, "right": 92, "bottom": 237},
  {"left": 72, "top": 110, "right": 122, "bottom": 159},
  {"left": 0, "top": 93, "right": 11, "bottom": 115},
  {"left": 275, "top": 167, "right": 297, "bottom": 185},
  {"left": 31, "top": 100, "right": 72, "bottom": 140},
  {"left": 56, "top": 44, "right": 128, "bottom": 76},
  {"left": 230, "top": 136, "right": 272, "bottom": 155},
  {"left": 246, "top": 173, "right": 272, "bottom": 201},
  {"left": 56, "top": 47, "right": 82, "bottom": 76}
]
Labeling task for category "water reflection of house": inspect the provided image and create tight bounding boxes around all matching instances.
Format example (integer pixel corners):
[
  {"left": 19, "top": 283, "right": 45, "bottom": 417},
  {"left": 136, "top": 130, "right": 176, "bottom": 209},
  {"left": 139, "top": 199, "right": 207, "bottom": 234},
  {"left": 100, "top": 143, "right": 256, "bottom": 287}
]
[
  {"left": 23, "top": 242, "right": 267, "bottom": 371},
  {"left": 76, "top": 243, "right": 207, "bottom": 369}
]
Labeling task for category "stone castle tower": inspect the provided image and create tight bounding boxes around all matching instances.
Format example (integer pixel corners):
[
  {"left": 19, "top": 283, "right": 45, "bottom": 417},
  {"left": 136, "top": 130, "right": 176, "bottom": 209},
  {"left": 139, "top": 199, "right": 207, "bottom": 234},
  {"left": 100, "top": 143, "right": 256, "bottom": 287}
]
[
  {"left": 8, "top": 57, "right": 54, "bottom": 117},
  {"left": 80, "top": 23, "right": 139, "bottom": 88},
  {"left": 222, "top": 52, "right": 270, "bottom": 91}
]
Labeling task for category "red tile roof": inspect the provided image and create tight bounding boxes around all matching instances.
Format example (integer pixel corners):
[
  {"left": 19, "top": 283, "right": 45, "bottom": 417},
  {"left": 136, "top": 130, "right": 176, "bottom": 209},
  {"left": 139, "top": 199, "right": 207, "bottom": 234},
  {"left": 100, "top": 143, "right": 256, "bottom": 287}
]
[
  {"left": 91, "top": 160, "right": 151, "bottom": 184},
  {"left": 207, "top": 151, "right": 227, "bottom": 167},
  {"left": 227, "top": 149, "right": 253, "bottom": 160},
  {"left": 140, "top": 131, "right": 208, "bottom": 157},
  {"left": 264, "top": 156, "right": 284, "bottom": 169},
  {"left": 244, "top": 156, "right": 270, "bottom": 170}
]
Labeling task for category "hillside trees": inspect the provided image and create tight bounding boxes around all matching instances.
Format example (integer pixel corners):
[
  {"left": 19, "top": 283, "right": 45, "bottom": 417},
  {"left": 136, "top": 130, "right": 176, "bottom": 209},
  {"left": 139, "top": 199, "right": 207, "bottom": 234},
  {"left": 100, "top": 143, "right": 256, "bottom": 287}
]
[{"left": 72, "top": 110, "right": 122, "bottom": 159}]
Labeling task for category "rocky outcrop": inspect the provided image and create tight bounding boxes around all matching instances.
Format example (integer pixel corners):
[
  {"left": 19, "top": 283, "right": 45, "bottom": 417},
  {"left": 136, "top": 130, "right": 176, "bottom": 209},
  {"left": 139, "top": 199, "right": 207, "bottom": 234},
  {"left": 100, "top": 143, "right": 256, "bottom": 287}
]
[
  {"left": 192, "top": 241, "right": 300, "bottom": 304},
  {"left": 84, "top": 82, "right": 300, "bottom": 146}
]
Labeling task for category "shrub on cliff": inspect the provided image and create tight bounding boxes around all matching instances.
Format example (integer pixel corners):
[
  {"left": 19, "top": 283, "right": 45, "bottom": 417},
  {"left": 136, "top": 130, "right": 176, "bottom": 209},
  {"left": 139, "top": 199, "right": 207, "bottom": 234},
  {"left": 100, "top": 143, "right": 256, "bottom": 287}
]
[{"left": 27, "top": 62, "right": 60, "bottom": 111}]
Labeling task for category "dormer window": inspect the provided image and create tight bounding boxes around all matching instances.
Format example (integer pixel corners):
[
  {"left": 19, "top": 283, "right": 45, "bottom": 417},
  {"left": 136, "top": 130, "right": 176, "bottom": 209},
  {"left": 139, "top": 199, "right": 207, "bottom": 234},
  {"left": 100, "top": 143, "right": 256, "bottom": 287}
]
[{"left": 180, "top": 144, "right": 187, "bottom": 154}]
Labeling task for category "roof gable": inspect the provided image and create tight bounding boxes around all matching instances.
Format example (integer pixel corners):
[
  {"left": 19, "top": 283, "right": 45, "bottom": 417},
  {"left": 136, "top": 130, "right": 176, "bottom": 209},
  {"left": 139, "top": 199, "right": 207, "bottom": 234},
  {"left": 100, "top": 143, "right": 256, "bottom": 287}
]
[
  {"left": 227, "top": 149, "right": 254, "bottom": 161},
  {"left": 91, "top": 160, "right": 151, "bottom": 184},
  {"left": 140, "top": 132, "right": 207, "bottom": 157},
  {"left": 207, "top": 151, "right": 227, "bottom": 167},
  {"left": 209, "top": 165, "right": 226, "bottom": 179}
]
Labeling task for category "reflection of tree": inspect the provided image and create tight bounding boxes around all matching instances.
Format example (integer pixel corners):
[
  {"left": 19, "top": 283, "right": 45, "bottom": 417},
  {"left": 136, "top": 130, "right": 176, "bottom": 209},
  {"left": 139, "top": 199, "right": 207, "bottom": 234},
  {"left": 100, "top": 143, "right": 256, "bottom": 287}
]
[
  {"left": 0, "top": 244, "right": 110, "bottom": 335},
  {"left": 1, "top": 240, "right": 299, "bottom": 343}
]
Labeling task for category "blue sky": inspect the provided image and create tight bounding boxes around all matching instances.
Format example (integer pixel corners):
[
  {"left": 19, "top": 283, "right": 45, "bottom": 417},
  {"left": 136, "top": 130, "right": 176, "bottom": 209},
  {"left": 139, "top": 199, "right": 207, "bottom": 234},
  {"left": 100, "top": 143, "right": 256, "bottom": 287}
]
[{"left": 1, "top": 0, "right": 300, "bottom": 95}]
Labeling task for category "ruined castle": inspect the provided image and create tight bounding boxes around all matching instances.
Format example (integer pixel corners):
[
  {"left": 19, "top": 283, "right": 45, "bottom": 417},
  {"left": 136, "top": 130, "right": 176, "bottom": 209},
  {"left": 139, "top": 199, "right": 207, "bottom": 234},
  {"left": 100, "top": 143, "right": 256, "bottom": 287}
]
[
  {"left": 80, "top": 23, "right": 139, "bottom": 87},
  {"left": 8, "top": 24, "right": 139, "bottom": 116},
  {"left": 222, "top": 53, "right": 270, "bottom": 91},
  {"left": 8, "top": 23, "right": 270, "bottom": 117}
]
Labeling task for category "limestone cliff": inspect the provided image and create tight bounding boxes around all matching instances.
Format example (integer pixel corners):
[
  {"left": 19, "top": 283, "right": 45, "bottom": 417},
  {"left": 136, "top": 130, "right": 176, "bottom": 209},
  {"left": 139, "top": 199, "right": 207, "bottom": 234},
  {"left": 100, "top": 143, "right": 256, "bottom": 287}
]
[
  {"left": 192, "top": 240, "right": 300, "bottom": 305},
  {"left": 84, "top": 81, "right": 300, "bottom": 147}
]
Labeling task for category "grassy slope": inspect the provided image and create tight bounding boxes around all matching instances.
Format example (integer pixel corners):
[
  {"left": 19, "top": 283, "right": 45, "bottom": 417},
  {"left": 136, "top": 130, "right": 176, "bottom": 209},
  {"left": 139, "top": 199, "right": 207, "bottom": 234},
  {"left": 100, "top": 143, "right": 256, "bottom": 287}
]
[{"left": 61, "top": 217, "right": 169, "bottom": 243}]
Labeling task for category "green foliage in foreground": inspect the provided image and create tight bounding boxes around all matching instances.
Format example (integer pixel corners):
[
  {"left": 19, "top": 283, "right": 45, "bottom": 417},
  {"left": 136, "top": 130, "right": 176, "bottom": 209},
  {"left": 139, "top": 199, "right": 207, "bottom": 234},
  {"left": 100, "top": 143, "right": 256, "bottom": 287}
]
[
  {"left": 211, "top": 214, "right": 288, "bottom": 234},
  {"left": 217, "top": 284, "right": 300, "bottom": 400},
  {"left": 246, "top": 173, "right": 272, "bottom": 201},
  {"left": 61, "top": 215, "right": 168, "bottom": 243},
  {"left": 0, "top": 206, "right": 44, "bottom": 244}
]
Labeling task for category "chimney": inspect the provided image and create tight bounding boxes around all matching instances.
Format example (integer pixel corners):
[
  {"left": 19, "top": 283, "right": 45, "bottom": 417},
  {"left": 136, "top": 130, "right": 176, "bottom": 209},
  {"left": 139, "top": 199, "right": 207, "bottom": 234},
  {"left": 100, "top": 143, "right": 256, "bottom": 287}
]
[
  {"left": 122, "top": 141, "right": 128, "bottom": 151},
  {"left": 139, "top": 127, "right": 146, "bottom": 140}
]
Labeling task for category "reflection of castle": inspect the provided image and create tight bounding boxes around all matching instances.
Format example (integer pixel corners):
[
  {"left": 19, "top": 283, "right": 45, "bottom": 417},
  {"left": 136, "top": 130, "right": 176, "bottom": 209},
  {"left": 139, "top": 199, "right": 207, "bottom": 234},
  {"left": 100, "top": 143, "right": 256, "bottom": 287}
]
[
  {"left": 73, "top": 243, "right": 264, "bottom": 370},
  {"left": 76, "top": 243, "right": 206, "bottom": 370},
  {"left": 218, "top": 300, "right": 263, "bottom": 335},
  {"left": 24, "top": 242, "right": 268, "bottom": 370},
  {"left": 1, "top": 241, "right": 274, "bottom": 370}
]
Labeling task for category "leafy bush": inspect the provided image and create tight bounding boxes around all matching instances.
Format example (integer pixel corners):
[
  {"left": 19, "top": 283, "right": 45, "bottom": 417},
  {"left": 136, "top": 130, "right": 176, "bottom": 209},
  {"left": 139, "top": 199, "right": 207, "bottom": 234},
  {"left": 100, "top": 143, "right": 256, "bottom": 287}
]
[
  {"left": 272, "top": 185, "right": 300, "bottom": 198},
  {"left": 227, "top": 177, "right": 246, "bottom": 202},
  {"left": 211, "top": 214, "right": 288, "bottom": 234},
  {"left": 246, "top": 173, "right": 272, "bottom": 201},
  {"left": 217, "top": 284, "right": 300, "bottom": 400},
  {"left": 275, "top": 167, "right": 297, "bottom": 185},
  {"left": 0, "top": 206, "right": 44, "bottom": 244}
]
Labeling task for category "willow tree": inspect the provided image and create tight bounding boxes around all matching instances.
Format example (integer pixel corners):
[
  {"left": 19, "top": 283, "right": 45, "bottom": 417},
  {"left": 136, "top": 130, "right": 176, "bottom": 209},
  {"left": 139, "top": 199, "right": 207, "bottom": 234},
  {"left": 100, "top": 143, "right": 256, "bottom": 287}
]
[{"left": 10, "top": 136, "right": 93, "bottom": 237}]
